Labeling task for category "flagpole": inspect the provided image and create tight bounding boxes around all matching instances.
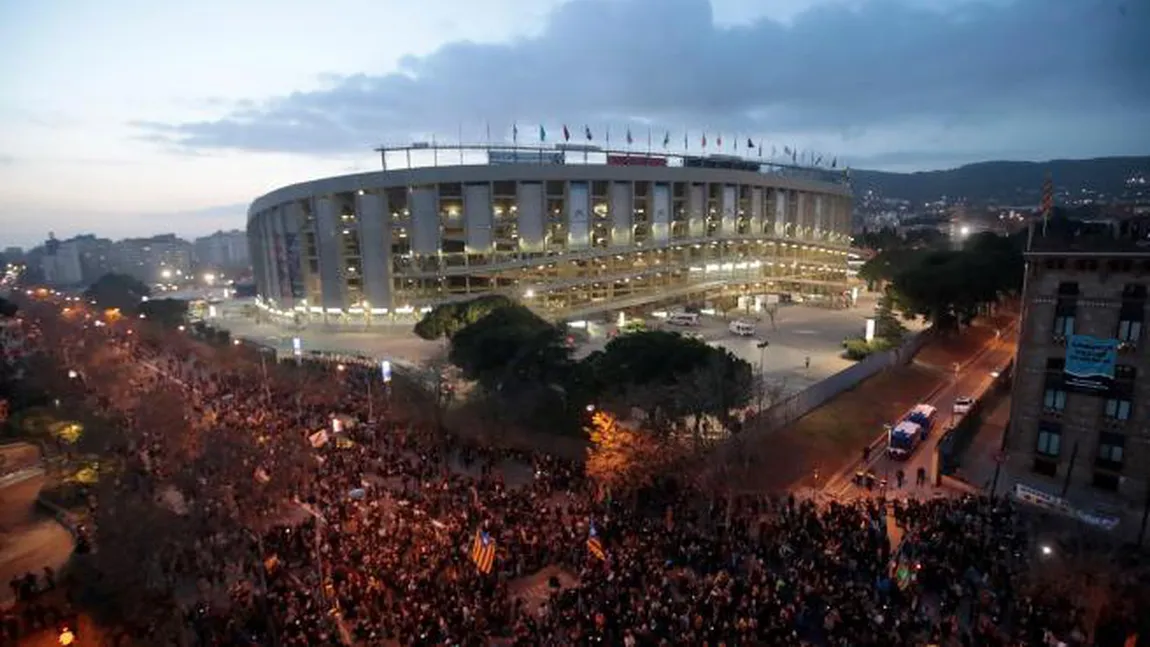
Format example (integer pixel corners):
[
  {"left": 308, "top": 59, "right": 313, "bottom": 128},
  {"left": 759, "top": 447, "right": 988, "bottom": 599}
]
[
  {"left": 432, "top": 134, "right": 438, "bottom": 166},
  {"left": 458, "top": 123, "right": 464, "bottom": 164},
  {"left": 647, "top": 127, "right": 652, "bottom": 157}
]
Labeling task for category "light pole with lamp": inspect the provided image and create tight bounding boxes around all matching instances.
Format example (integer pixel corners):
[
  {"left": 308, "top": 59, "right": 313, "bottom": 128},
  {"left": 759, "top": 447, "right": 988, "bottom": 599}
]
[{"left": 756, "top": 339, "right": 770, "bottom": 412}]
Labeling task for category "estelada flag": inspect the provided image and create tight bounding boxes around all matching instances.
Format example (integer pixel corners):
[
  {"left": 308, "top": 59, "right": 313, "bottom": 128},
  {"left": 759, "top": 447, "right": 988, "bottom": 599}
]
[
  {"left": 470, "top": 529, "right": 496, "bottom": 574},
  {"left": 587, "top": 523, "right": 607, "bottom": 561}
]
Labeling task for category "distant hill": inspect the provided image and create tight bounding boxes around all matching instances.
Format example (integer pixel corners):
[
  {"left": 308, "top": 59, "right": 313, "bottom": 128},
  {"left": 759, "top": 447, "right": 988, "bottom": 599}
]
[{"left": 851, "top": 156, "right": 1150, "bottom": 206}]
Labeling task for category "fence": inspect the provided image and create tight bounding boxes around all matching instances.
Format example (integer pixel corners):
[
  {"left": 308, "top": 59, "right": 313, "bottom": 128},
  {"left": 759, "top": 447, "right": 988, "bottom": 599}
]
[{"left": 747, "top": 330, "right": 932, "bottom": 436}]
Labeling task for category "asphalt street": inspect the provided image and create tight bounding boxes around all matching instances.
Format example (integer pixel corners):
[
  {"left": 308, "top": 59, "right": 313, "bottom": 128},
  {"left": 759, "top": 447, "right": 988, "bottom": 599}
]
[{"left": 830, "top": 323, "right": 1019, "bottom": 501}]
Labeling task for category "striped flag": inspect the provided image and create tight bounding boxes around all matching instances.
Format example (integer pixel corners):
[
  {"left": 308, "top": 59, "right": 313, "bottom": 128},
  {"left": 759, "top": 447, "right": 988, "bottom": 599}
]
[
  {"left": 587, "top": 523, "right": 606, "bottom": 561},
  {"left": 470, "top": 529, "right": 496, "bottom": 574}
]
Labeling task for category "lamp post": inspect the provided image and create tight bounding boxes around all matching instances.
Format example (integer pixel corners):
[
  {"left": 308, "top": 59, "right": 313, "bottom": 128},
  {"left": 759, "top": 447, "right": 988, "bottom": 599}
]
[{"left": 756, "top": 339, "right": 770, "bottom": 412}]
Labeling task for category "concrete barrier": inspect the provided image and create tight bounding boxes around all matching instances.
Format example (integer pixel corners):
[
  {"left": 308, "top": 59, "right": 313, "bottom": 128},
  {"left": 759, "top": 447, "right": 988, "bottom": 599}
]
[{"left": 749, "top": 329, "right": 932, "bottom": 437}]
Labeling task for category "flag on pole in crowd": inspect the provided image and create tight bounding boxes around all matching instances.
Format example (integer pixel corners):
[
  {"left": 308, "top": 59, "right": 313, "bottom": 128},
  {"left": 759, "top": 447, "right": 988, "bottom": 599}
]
[
  {"left": 562, "top": 125, "right": 570, "bottom": 141},
  {"left": 539, "top": 125, "right": 547, "bottom": 143},
  {"left": 585, "top": 125, "right": 593, "bottom": 141},
  {"left": 512, "top": 123, "right": 519, "bottom": 144},
  {"left": 746, "top": 137, "right": 755, "bottom": 149},
  {"left": 470, "top": 529, "right": 496, "bottom": 574},
  {"left": 663, "top": 131, "right": 670, "bottom": 148},
  {"left": 587, "top": 523, "right": 607, "bottom": 561},
  {"left": 831, "top": 157, "right": 837, "bottom": 169},
  {"left": 626, "top": 128, "right": 633, "bottom": 145}
]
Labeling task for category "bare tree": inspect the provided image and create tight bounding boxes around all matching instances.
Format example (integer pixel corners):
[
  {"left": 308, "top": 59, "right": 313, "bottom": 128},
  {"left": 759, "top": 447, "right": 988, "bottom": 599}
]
[{"left": 764, "top": 304, "right": 780, "bottom": 331}]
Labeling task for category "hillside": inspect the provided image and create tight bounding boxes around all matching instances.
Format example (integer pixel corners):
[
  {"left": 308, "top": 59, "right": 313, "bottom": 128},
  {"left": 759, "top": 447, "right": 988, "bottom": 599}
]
[{"left": 851, "top": 156, "right": 1150, "bottom": 206}]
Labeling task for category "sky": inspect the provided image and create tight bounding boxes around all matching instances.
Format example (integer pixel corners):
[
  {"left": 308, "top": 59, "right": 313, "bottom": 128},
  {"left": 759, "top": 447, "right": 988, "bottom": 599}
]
[{"left": 1, "top": 0, "right": 1147, "bottom": 249}]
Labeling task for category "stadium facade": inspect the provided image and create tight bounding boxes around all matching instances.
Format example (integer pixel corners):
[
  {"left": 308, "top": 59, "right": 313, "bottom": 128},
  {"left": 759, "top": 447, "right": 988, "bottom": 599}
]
[{"left": 248, "top": 144, "right": 854, "bottom": 324}]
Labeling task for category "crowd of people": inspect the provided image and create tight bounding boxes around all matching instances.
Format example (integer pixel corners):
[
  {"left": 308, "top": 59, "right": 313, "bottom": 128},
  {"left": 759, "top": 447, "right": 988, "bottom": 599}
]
[{"left": 0, "top": 296, "right": 1129, "bottom": 646}]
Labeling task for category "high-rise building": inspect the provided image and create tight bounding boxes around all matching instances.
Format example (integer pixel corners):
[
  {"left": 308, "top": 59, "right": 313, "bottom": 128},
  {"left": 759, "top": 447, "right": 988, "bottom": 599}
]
[
  {"left": 193, "top": 230, "right": 249, "bottom": 270},
  {"left": 40, "top": 234, "right": 84, "bottom": 285},
  {"left": 1006, "top": 217, "right": 1150, "bottom": 513},
  {"left": 111, "top": 234, "right": 193, "bottom": 283}
]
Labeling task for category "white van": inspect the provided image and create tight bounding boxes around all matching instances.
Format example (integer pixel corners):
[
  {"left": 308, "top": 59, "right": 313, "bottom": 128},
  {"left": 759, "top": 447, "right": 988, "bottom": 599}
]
[
  {"left": 728, "top": 320, "right": 756, "bottom": 336},
  {"left": 666, "top": 312, "right": 701, "bottom": 326}
]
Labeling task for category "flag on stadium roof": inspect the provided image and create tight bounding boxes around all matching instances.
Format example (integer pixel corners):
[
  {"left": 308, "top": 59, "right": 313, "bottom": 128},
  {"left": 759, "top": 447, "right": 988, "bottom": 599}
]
[
  {"left": 562, "top": 125, "right": 570, "bottom": 141},
  {"left": 584, "top": 125, "right": 593, "bottom": 141},
  {"left": 626, "top": 128, "right": 633, "bottom": 145},
  {"left": 663, "top": 131, "right": 670, "bottom": 148},
  {"left": 539, "top": 125, "right": 546, "bottom": 143}
]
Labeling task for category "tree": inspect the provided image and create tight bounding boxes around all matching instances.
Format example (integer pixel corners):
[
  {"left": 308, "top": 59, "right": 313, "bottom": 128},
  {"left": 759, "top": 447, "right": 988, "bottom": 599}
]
[
  {"left": 585, "top": 410, "right": 674, "bottom": 495},
  {"left": 712, "top": 295, "right": 739, "bottom": 316},
  {"left": 586, "top": 331, "right": 752, "bottom": 433},
  {"left": 84, "top": 273, "right": 151, "bottom": 312},
  {"left": 874, "top": 289, "right": 907, "bottom": 343},
  {"left": 413, "top": 294, "right": 516, "bottom": 340},
  {"left": 0, "top": 296, "right": 17, "bottom": 318},
  {"left": 138, "top": 298, "right": 189, "bottom": 328},
  {"left": 858, "top": 248, "right": 928, "bottom": 291}
]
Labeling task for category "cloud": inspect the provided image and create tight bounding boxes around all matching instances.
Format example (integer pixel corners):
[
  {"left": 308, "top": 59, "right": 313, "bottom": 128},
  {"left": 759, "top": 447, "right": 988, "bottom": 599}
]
[
  {"left": 0, "top": 154, "right": 14, "bottom": 166},
  {"left": 138, "top": 0, "right": 1150, "bottom": 166}
]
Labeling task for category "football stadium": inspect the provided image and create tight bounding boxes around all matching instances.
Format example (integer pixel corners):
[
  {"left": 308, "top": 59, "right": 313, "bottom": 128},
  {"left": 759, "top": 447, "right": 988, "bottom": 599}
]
[{"left": 248, "top": 141, "right": 854, "bottom": 325}]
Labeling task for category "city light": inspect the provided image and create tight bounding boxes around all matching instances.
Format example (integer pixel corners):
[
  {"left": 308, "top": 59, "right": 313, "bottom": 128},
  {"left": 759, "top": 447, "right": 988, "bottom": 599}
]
[
  {"left": 203, "top": 273, "right": 217, "bottom": 285},
  {"left": 161, "top": 268, "right": 173, "bottom": 279}
]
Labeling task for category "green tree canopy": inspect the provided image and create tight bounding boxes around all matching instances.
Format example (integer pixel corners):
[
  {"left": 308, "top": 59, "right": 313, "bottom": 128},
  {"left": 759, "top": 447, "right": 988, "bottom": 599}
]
[
  {"left": 585, "top": 331, "right": 753, "bottom": 431},
  {"left": 414, "top": 294, "right": 517, "bottom": 340},
  {"left": 138, "top": 298, "right": 189, "bottom": 328},
  {"left": 84, "top": 273, "right": 151, "bottom": 312},
  {"left": 448, "top": 302, "right": 572, "bottom": 393},
  {"left": 0, "top": 296, "right": 17, "bottom": 318},
  {"left": 873, "top": 289, "right": 907, "bottom": 343}
]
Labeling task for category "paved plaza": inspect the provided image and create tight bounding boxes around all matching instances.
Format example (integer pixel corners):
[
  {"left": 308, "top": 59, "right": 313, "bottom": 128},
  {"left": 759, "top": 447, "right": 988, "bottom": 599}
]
[{"left": 217, "top": 292, "right": 921, "bottom": 397}]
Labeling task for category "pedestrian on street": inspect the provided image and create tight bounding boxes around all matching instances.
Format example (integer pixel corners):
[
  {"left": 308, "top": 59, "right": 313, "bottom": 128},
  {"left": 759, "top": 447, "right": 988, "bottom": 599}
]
[
  {"left": 916, "top": 466, "right": 927, "bottom": 486},
  {"left": 896, "top": 469, "right": 905, "bottom": 489}
]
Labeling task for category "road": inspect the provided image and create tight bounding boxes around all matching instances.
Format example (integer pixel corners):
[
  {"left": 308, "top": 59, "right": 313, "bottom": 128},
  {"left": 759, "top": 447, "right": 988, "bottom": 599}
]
[{"left": 829, "top": 323, "right": 1018, "bottom": 500}]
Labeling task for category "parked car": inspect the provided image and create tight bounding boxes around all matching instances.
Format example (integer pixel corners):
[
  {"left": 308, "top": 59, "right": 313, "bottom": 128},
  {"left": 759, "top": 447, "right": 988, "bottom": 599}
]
[{"left": 953, "top": 396, "right": 974, "bottom": 415}]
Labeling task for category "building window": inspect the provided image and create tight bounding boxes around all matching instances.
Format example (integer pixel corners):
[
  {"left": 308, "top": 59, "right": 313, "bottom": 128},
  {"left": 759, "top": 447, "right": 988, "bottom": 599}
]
[
  {"left": 1043, "top": 387, "right": 1067, "bottom": 412},
  {"left": 1052, "top": 314, "right": 1075, "bottom": 339},
  {"left": 1036, "top": 423, "right": 1061, "bottom": 457},
  {"left": 1057, "top": 281, "right": 1079, "bottom": 296},
  {"left": 1095, "top": 432, "right": 1124, "bottom": 470},
  {"left": 1104, "top": 398, "right": 1131, "bottom": 421},
  {"left": 1118, "top": 319, "right": 1142, "bottom": 343}
]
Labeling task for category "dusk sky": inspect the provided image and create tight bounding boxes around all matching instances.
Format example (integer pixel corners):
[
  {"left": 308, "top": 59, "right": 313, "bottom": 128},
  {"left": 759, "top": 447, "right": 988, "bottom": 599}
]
[{"left": 1, "top": 0, "right": 1147, "bottom": 248}]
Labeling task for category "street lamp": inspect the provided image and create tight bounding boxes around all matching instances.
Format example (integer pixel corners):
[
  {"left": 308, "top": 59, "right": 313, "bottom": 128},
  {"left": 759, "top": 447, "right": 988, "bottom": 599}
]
[{"left": 756, "top": 339, "right": 770, "bottom": 411}]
